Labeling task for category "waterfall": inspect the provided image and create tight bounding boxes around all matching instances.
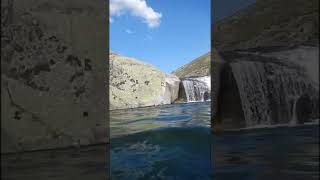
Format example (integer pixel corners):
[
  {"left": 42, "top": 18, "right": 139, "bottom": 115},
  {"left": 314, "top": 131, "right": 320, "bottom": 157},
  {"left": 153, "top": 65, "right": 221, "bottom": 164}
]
[
  {"left": 179, "top": 76, "right": 211, "bottom": 102},
  {"left": 230, "top": 60, "right": 319, "bottom": 127}
]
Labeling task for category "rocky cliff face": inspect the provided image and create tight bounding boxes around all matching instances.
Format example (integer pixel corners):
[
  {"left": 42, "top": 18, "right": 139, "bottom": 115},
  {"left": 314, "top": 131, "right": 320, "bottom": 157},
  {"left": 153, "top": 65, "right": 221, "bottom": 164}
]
[
  {"left": 110, "top": 52, "right": 180, "bottom": 110},
  {"left": 1, "top": 0, "right": 108, "bottom": 153}
]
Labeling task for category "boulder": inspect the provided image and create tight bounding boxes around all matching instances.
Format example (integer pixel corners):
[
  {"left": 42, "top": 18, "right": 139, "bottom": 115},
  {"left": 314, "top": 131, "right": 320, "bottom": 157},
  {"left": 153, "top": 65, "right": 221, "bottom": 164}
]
[
  {"left": 163, "top": 74, "right": 181, "bottom": 103},
  {"left": 110, "top": 52, "right": 179, "bottom": 110}
]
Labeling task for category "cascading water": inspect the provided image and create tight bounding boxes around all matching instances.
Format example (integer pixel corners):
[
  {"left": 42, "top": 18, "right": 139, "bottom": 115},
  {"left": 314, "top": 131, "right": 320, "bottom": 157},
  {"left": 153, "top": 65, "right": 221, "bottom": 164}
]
[
  {"left": 229, "top": 57, "right": 319, "bottom": 127},
  {"left": 179, "top": 76, "right": 211, "bottom": 102}
]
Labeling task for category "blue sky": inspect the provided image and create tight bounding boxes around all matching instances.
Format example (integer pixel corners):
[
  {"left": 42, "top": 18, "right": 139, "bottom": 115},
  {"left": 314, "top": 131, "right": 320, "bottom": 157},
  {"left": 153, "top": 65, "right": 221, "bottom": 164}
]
[{"left": 110, "top": 0, "right": 210, "bottom": 73}]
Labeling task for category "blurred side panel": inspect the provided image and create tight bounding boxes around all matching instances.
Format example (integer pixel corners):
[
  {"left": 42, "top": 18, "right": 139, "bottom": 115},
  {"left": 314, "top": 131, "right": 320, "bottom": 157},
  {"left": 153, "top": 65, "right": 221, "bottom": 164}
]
[
  {"left": 1, "top": 0, "right": 109, "bottom": 179},
  {"left": 212, "top": 0, "right": 318, "bottom": 179}
]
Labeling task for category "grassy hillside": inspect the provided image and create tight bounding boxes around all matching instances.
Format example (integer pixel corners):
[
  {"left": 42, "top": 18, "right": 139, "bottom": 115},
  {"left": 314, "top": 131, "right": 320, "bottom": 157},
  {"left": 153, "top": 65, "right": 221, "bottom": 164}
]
[
  {"left": 172, "top": 49, "right": 226, "bottom": 78},
  {"left": 172, "top": 52, "right": 210, "bottom": 78}
]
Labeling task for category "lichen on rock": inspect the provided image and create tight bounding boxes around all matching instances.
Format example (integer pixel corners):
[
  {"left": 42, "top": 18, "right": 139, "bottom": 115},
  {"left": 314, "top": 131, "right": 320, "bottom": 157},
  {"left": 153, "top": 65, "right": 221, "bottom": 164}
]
[{"left": 109, "top": 52, "right": 180, "bottom": 110}]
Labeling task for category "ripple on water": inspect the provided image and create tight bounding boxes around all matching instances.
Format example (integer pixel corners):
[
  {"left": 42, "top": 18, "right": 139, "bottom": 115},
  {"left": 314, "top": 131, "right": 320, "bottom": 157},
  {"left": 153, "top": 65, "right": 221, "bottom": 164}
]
[{"left": 110, "top": 102, "right": 212, "bottom": 179}]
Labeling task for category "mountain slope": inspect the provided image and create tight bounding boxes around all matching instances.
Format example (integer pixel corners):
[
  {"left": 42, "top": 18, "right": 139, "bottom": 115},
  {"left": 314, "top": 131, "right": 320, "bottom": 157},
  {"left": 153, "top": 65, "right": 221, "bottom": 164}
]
[
  {"left": 172, "top": 52, "right": 210, "bottom": 78},
  {"left": 213, "top": 0, "right": 319, "bottom": 51}
]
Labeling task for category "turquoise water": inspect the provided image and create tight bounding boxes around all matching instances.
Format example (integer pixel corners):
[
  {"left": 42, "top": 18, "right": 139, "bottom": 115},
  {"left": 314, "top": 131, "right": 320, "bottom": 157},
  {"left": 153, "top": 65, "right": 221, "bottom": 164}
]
[{"left": 110, "top": 102, "right": 212, "bottom": 179}]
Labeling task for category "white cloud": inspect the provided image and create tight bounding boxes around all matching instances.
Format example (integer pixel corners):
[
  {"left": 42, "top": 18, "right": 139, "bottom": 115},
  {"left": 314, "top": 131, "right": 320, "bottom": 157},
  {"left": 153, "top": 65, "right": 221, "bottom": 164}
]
[
  {"left": 125, "top": 29, "right": 134, "bottom": 34},
  {"left": 110, "top": 0, "right": 162, "bottom": 28}
]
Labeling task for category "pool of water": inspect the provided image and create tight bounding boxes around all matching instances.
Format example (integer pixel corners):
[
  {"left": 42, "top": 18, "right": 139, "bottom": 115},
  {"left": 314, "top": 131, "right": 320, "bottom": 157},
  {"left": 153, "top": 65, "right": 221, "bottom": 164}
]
[
  {"left": 110, "top": 102, "right": 212, "bottom": 179},
  {"left": 110, "top": 102, "right": 319, "bottom": 180},
  {"left": 213, "top": 124, "right": 319, "bottom": 180}
]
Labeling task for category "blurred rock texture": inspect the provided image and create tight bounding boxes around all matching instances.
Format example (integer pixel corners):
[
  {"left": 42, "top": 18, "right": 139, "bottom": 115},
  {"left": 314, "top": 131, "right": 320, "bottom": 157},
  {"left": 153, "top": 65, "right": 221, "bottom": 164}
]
[
  {"left": 1, "top": 0, "right": 108, "bottom": 153},
  {"left": 213, "top": 0, "right": 319, "bottom": 129},
  {"left": 214, "top": 0, "right": 319, "bottom": 50}
]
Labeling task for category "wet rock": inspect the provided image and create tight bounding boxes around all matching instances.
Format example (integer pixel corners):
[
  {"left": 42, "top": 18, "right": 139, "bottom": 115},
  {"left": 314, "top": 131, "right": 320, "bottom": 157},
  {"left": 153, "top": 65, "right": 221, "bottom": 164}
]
[
  {"left": 217, "top": 46, "right": 319, "bottom": 127},
  {"left": 163, "top": 74, "right": 181, "bottom": 103}
]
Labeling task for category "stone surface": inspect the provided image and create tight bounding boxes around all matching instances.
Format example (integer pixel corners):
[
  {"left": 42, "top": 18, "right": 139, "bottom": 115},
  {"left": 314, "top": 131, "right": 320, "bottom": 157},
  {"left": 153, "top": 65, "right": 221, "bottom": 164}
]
[
  {"left": 214, "top": 0, "right": 319, "bottom": 51},
  {"left": 1, "top": 0, "right": 108, "bottom": 153},
  {"left": 110, "top": 52, "right": 179, "bottom": 110},
  {"left": 163, "top": 74, "right": 181, "bottom": 103}
]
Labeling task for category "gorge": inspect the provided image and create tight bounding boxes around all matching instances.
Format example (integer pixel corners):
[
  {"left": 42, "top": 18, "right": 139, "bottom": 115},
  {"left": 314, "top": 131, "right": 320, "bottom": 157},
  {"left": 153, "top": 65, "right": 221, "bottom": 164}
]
[
  {"left": 109, "top": 52, "right": 211, "bottom": 110},
  {"left": 110, "top": 0, "right": 320, "bottom": 179},
  {"left": 111, "top": 44, "right": 319, "bottom": 129}
]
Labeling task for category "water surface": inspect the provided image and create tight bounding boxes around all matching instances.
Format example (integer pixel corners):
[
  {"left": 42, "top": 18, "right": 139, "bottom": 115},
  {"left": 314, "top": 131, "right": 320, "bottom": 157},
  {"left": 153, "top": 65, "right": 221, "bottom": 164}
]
[
  {"left": 110, "top": 101, "right": 319, "bottom": 180},
  {"left": 110, "top": 102, "right": 212, "bottom": 179},
  {"left": 213, "top": 124, "right": 319, "bottom": 180}
]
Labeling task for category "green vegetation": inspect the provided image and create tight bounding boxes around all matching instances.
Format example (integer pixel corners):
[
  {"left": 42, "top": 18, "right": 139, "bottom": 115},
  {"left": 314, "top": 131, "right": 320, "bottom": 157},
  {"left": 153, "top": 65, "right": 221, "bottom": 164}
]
[{"left": 172, "top": 52, "right": 210, "bottom": 78}]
